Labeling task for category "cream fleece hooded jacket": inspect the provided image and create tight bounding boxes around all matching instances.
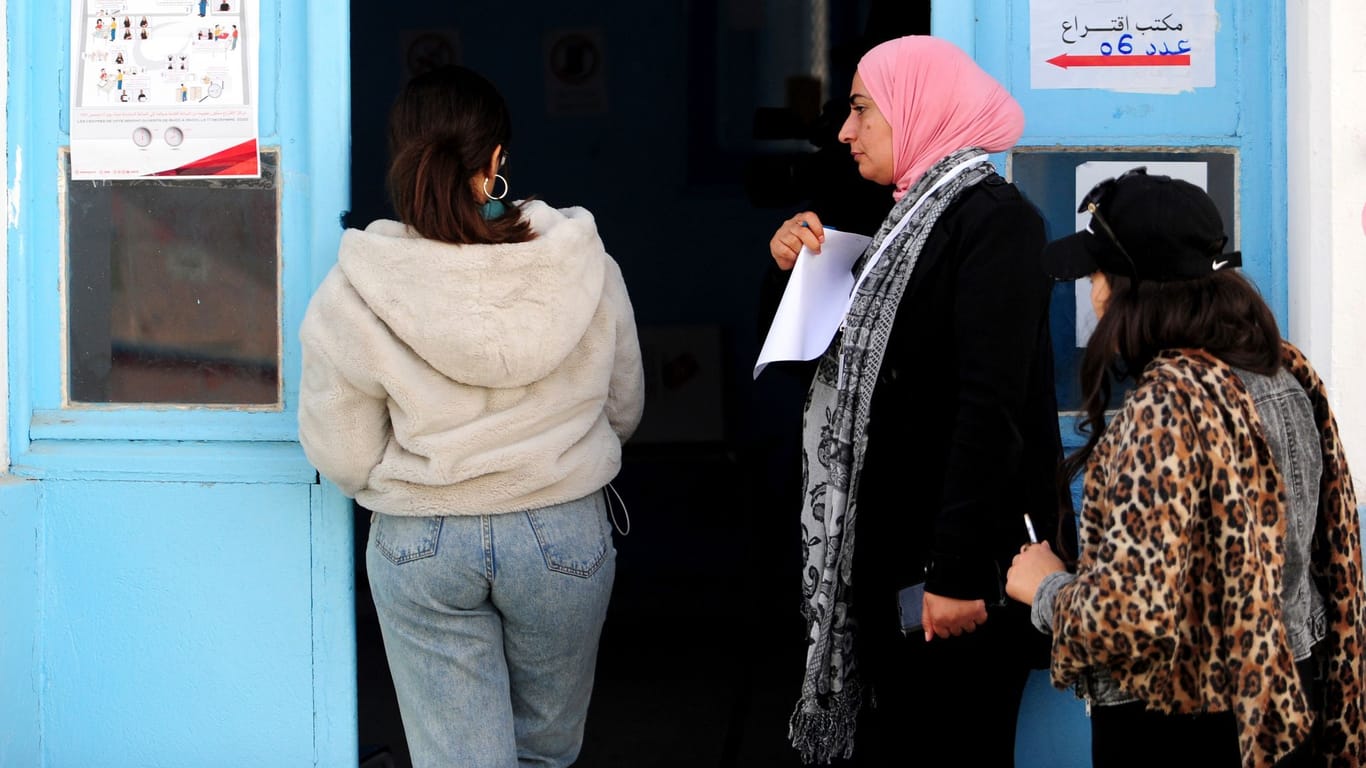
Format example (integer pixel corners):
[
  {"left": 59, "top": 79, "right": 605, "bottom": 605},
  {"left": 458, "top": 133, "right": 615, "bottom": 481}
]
[{"left": 298, "top": 200, "right": 644, "bottom": 517}]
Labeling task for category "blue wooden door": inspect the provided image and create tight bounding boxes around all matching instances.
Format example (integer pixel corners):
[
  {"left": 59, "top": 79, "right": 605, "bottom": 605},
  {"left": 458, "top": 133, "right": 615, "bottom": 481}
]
[
  {"left": 946, "top": 1, "right": 1286, "bottom": 764},
  {"left": 2, "top": 0, "right": 354, "bottom": 765}
]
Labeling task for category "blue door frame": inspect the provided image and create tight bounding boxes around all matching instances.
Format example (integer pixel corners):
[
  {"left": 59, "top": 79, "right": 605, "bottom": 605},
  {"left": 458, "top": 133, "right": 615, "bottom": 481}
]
[{"left": 3, "top": 0, "right": 354, "bottom": 764}]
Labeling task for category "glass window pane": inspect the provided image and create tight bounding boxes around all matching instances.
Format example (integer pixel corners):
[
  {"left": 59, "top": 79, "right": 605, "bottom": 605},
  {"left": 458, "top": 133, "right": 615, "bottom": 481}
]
[
  {"left": 64, "top": 149, "right": 280, "bottom": 406},
  {"left": 1010, "top": 149, "right": 1237, "bottom": 411}
]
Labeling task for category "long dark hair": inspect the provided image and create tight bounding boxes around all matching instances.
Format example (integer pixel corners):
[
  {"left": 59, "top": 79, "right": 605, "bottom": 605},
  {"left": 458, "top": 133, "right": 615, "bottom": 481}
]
[
  {"left": 1062, "top": 269, "right": 1283, "bottom": 487},
  {"left": 386, "top": 65, "right": 534, "bottom": 245}
]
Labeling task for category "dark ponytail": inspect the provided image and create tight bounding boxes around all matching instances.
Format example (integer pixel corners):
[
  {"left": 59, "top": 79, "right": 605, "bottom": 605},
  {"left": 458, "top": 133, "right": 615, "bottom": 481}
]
[{"left": 385, "top": 66, "right": 534, "bottom": 245}]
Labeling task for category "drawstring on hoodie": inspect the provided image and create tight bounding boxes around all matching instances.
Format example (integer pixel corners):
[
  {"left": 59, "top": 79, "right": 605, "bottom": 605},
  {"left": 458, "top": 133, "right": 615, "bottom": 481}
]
[{"left": 604, "top": 482, "right": 630, "bottom": 536}]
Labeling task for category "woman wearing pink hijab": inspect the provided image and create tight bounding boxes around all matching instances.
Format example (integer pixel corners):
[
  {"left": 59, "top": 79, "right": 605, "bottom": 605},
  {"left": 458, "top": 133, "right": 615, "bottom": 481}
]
[{"left": 762, "top": 36, "right": 1067, "bottom": 765}]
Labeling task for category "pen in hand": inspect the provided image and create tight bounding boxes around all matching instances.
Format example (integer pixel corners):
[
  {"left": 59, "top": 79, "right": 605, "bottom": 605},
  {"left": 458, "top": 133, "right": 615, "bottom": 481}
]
[{"left": 1023, "top": 513, "right": 1038, "bottom": 544}]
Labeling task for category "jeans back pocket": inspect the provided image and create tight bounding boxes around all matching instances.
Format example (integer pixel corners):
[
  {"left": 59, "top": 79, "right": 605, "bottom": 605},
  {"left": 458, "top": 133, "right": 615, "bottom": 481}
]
[
  {"left": 525, "top": 495, "right": 612, "bottom": 578},
  {"left": 374, "top": 514, "right": 445, "bottom": 565}
]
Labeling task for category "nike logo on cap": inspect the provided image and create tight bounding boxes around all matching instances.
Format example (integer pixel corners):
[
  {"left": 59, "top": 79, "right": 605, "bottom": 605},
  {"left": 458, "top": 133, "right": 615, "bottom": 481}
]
[{"left": 1212, "top": 259, "right": 1229, "bottom": 270}]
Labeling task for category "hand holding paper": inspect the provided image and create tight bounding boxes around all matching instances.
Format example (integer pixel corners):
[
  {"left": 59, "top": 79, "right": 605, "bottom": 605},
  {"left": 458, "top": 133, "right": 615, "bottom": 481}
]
[{"left": 754, "top": 227, "right": 872, "bottom": 379}]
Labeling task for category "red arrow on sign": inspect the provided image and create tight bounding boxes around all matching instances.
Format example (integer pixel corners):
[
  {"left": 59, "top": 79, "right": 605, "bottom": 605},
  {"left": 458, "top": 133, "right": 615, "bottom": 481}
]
[{"left": 1047, "top": 53, "right": 1191, "bottom": 69}]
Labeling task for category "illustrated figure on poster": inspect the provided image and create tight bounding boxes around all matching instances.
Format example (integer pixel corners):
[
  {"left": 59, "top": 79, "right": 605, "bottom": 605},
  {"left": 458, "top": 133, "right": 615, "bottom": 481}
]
[
  {"left": 119, "top": 90, "right": 128, "bottom": 103},
  {"left": 137, "top": 89, "right": 147, "bottom": 102},
  {"left": 140, "top": 28, "right": 148, "bottom": 40},
  {"left": 232, "top": 25, "right": 238, "bottom": 50},
  {"left": 198, "top": 0, "right": 207, "bottom": 17},
  {"left": 122, "top": 16, "right": 130, "bottom": 29},
  {"left": 116, "top": 70, "right": 123, "bottom": 90},
  {"left": 180, "top": 83, "right": 188, "bottom": 102},
  {"left": 95, "top": 17, "right": 103, "bottom": 31},
  {"left": 197, "top": 77, "right": 224, "bottom": 102},
  {"left": 139, "top": 16, "right": 148, "bottom": 28},
  {"left": 115, "top": 51, "right": 124, "bottom": 64}
]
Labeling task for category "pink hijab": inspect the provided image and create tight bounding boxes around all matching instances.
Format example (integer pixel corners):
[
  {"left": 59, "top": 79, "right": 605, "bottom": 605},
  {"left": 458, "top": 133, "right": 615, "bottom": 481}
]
[{"left": 858, "top": 36, "right": 1024, "bottom": 201}]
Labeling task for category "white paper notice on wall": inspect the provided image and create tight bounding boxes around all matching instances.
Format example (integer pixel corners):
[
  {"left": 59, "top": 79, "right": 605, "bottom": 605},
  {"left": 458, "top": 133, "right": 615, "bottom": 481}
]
[
  {"left": 69, "top": 0, "right": 261, "bottom": 179},
  {"left": 1072, "top": 161, "right": 1208, "bottom": 346},
  {"left": 1030, "top": 0, "right": 1217, "bottom": 93}
]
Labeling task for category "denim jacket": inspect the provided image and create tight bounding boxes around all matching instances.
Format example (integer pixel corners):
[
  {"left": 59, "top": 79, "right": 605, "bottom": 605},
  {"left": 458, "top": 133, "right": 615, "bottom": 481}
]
[{"left": 1032, "top": 366, "right": 1328, "bottom": 709}]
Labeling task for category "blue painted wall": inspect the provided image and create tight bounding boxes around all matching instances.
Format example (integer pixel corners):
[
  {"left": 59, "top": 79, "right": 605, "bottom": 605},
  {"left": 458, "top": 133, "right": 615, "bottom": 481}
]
[
  {"left": 4, "top": 0, "right": 354, "bottom": 763},
  {"left": 0, "top": 481, "right": 41, "bottom": 767},
  {"left": 41, "top": 482, "right": 315, "bottom": 766}
]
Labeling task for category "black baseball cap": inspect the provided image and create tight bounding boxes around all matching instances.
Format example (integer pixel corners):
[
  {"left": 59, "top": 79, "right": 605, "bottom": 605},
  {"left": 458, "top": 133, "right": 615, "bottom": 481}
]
[{"left": 1040, "top": 167, "right": 1242, "bottom": 282}]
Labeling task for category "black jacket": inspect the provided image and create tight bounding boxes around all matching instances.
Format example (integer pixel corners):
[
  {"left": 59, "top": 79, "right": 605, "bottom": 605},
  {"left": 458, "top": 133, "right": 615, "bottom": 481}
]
[{"left": 760, "top": 174, "right": 1069, "bottom": 625}]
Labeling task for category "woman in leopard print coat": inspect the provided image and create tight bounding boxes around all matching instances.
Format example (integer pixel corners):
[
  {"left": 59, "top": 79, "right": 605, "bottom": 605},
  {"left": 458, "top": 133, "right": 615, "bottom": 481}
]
[{"left": 1007, "top": 169, "right": 1365, "bottom": 768}]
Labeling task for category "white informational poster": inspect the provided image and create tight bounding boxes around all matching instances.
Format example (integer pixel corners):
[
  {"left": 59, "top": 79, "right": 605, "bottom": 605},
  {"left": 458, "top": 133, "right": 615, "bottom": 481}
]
[
  {"left": 70, "top": 0, "right": 260, "bottom": 179},
  {"left": 1030, "top": 0, "right": 1217, "bottom": 92},
  {"left": 1072, "top": 161, "right": 1208, "bottom": 344}
]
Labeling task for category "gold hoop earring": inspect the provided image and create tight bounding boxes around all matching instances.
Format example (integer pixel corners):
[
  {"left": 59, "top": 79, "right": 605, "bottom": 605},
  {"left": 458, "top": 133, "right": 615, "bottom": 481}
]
[{"left": 483, "top": 174, "right": 509, "bottom": 201}]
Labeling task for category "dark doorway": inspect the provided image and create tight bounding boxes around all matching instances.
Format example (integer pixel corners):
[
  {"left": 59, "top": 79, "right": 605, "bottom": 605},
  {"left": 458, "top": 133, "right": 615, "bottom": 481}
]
[{"left": 347, "top": 2, "right": 929, "bottom": 765}]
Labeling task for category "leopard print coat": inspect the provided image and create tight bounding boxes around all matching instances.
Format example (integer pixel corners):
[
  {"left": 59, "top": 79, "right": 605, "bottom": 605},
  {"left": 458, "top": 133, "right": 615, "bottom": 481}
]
[{"left": 1049, "top": 343, "right": 1364, "bottom": 768}]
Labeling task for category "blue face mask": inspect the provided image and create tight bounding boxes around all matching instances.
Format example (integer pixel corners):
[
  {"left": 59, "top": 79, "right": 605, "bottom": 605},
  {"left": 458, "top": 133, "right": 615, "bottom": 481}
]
[{"left": 480, "top": 199, "right": 506, "bottom": 220}]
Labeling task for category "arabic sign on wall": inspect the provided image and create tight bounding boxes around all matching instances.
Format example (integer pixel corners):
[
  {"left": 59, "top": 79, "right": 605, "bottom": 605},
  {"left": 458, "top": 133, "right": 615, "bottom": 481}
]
[
  {"left": 1031, "top": 0, "right": 1217, "bottom": 93},
  {"left": 70, "top": 0, "right": 260, "bottom": 179}
]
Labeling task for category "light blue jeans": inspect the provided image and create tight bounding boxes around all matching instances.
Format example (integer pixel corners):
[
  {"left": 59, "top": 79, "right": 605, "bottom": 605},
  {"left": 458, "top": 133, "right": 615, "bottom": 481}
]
[{"left": 366, "top": 491, "right": 616, "bottom": 768}]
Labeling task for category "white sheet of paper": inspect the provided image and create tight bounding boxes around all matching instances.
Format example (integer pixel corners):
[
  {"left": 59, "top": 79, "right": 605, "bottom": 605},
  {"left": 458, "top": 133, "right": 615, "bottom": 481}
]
[{"left": 753, "top": 227, "right": 873, "bottom": 379}]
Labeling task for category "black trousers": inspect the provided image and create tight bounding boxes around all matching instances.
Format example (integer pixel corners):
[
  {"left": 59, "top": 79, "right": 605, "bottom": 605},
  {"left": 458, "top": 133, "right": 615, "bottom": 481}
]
[
  {"left": 835, "top": 602, "right": 1035, "bottom": 767},
  {"left": 1090, "top": 656, "right": 1321, "bottom": 768}
]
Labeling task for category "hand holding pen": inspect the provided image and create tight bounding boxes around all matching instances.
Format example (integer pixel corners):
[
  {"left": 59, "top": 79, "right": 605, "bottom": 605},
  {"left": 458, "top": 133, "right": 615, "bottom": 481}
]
[{"left": 1006, "top": 514, "right": 1065, "bottom": 605}]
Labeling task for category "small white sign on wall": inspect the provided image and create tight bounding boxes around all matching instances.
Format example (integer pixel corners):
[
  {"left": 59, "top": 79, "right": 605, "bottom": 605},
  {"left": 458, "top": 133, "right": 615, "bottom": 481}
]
[
  {"left": 1031, "top": 0, "right": 1218, "bottom": 93},
  {"left": 1072, "top": 161, "right": 1208, "bottom": 345}
]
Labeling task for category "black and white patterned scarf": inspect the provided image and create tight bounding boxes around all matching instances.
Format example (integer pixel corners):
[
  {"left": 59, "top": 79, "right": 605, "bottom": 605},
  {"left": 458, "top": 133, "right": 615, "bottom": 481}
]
[{"left": 788, "top": 148, "right": 996, "bottom": 764}]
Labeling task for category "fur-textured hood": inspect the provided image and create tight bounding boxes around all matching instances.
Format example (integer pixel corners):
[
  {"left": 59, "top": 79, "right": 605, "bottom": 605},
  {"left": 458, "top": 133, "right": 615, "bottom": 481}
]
[
  {"left": 337, "top": 200, "right": 607, "bottom": 388},
  {"left": 297, "top": 199, "right": 644, "bottom": 517}
]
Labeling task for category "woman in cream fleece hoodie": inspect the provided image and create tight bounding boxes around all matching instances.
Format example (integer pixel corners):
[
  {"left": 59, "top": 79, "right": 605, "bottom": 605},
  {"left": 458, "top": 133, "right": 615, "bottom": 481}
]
[{"left": 298, "top": 65, "right": 643, "bottom": 768}]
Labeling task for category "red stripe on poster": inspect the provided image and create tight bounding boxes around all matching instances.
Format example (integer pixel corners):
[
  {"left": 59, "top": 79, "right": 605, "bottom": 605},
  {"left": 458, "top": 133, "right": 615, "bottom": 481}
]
[{"left": 151, "top": 139, "right": 259, "bottom": 176}]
